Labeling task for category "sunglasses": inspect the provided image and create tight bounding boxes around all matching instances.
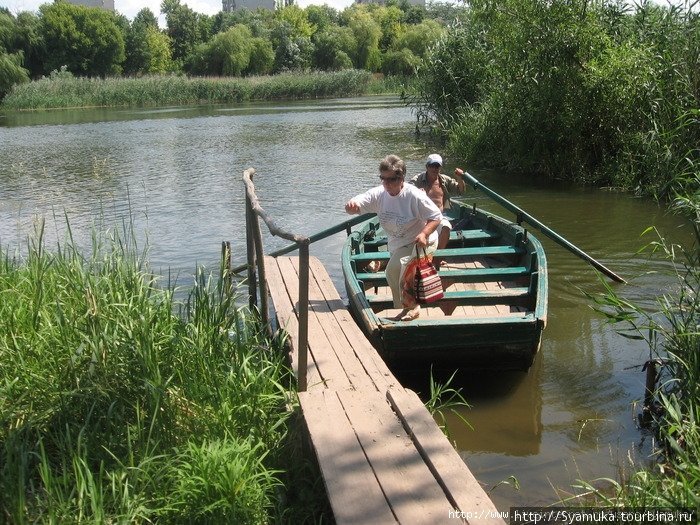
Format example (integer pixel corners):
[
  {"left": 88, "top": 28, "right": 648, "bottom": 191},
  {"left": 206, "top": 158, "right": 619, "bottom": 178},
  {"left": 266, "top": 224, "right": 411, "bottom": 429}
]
[
  {"left": 379, "top": 175, "right": 402, "bottom": 183},
  {"left": 427, "top": 163, "right": 441, "bottom": 168}
]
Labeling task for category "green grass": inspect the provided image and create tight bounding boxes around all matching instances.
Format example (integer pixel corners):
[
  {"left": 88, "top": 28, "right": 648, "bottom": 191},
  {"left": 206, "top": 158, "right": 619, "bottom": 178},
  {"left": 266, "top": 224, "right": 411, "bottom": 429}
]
[
  {"left": 1, "top": 69, "right": 376, "bottom": 110},
  {"left": 0, "top": 220, "right": 300, "bottom": 522}
]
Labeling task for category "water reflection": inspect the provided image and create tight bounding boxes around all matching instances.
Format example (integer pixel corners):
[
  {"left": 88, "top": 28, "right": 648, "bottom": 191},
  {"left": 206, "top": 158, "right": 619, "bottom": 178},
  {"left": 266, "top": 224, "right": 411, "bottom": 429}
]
[
  {"left": 398, "top": 356, "right": 545, "bottom": 457},
  {"left": 0, "top": 97, "right": 694, "bottom": 511}
]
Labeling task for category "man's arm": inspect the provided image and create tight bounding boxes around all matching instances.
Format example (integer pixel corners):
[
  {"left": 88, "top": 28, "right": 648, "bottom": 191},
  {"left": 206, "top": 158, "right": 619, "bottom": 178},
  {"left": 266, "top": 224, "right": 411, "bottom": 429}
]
[{"left": 453, "top": 168, "right": 466, "bottom": 194}]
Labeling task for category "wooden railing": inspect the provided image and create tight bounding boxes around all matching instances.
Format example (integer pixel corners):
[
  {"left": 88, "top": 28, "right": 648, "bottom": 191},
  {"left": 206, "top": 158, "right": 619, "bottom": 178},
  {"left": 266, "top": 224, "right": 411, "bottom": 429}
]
[
  {"left": 243, "top": 168, "right": 310, "bottom": 391},
  {"left": 242, "top": 168, "right": 372, "bottom": 391}
]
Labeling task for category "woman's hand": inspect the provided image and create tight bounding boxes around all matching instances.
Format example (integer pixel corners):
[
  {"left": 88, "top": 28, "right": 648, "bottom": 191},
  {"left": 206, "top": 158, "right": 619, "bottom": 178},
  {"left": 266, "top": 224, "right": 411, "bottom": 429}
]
[
  {"left": 414, "top": 232, "right": 428, "bottom": 247},
  {"left": 345, "top": 200, "right": 360, "bottom": 214}
]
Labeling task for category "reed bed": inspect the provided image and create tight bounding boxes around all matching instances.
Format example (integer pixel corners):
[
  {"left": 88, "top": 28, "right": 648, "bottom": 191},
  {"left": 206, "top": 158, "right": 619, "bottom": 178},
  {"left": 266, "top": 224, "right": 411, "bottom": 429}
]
[
  {"left": 1, "top": 69, "right": 375, "bottom": 110},
  {"left": 0, "top": 221, "right": 293, "bottom": 522}
]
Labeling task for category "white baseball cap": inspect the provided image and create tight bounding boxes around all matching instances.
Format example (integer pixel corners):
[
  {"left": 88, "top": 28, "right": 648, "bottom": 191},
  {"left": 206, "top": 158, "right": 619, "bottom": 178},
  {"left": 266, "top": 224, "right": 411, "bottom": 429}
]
[{"left": 426, "top": 154, "right": 443, "bottom": 166}]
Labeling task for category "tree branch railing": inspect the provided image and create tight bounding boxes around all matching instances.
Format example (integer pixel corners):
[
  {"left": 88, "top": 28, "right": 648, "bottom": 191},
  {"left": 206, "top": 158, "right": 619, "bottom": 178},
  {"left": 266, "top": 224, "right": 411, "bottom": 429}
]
[{"left": 243, "top": 168, "right": 310, "bottom": 391}]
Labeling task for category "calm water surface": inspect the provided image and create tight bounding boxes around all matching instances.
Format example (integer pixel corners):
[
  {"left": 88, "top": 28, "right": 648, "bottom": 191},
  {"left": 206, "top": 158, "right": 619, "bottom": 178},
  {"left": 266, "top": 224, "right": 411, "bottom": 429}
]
[{"left": 0, "top": 97, "right": 692, "bottom": 511}]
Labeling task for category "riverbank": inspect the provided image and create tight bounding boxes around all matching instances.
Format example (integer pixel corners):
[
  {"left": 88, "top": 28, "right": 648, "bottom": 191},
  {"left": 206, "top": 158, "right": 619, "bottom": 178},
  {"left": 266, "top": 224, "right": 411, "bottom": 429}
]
[
  {"left": 0, "top": 223, "right": 327, "bottom": 522},
  {"left": 0, "top": 69, "right": 411, "bottom": 111}
]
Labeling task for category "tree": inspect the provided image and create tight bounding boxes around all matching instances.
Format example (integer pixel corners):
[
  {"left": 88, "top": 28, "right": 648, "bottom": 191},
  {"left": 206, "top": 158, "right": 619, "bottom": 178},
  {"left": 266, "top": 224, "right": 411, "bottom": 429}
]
[
  {"left": 39, "top": 2, "right": 125, "bottom": 76},
  {"left": 0, "top": 50, "right": 30, "bottom": 98},
  {"left": 346, "top": 7, "right": 382, "bottom": 71},
  {"left": 144, "top": 26, "right": 173, "bottom": 73},
  {"left": 270, "top": 19, "right": 313, "bottom": 72},
  {"left": 161, "top": 0, "right": 206, "bottom": 64},
  {"left": 382, "top": 48, "right": 420, "bottom": 75},
  {"left": 373, "top": 5, "right": 404, "bottom": 52},
  {"left": 14, "top": 11, "right": 43, "bottom": 78},
  {"left": 312, "top": 25, "right": 356, "bottom": 70},
  {"left": 305, "top": 5, "right": 339, "bottom": 33},
  {"left": 124, "top": 8, "right": 159, "bottom": 75},
  {"left": 392, "top": 19, "right": 444, "bottom": 58},
  {"left": 186, "top": 24, "right": 255, "bottom": 76},
  {"left": 246, "top": 37, "right": 274, "bottom": 75}
]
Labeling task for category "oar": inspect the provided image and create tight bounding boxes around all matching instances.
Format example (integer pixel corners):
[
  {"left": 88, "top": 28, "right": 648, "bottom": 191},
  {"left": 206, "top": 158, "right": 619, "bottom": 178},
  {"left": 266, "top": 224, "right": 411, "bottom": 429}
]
[
  {"left": 230, "top": 213, "right": 375, "bottom": 274},
  {"left": 460, "top": 171, "right": 627, "bottom": 284}
]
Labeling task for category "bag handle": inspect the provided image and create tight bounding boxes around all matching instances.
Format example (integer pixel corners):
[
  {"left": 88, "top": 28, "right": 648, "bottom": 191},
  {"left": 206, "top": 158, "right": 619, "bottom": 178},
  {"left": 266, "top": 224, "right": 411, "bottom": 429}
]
[{"left": 415, "top": 244, "right": 429, "bottom": 259}]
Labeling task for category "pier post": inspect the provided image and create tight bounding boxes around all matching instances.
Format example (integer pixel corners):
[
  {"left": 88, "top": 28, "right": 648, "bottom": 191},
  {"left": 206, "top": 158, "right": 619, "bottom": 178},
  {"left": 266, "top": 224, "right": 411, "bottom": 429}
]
[{"left": 298, "top": 239, "right": 310, "bottom": 392}]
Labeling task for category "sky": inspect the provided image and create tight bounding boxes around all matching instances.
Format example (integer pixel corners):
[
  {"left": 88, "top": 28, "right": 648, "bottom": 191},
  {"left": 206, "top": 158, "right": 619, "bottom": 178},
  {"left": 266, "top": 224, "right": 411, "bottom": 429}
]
[{"left": 0, "top": 0, "right": 356, "bottom": 21}]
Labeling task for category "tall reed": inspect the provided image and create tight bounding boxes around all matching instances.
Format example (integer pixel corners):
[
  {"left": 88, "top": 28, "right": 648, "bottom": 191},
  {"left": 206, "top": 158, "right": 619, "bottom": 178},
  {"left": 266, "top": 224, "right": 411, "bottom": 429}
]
[
  {"left": 1, "top": 69, "right": 374, "bottom": 110},
  {"left": 0, "top": 220, "right": 291, "bottom": 522}
]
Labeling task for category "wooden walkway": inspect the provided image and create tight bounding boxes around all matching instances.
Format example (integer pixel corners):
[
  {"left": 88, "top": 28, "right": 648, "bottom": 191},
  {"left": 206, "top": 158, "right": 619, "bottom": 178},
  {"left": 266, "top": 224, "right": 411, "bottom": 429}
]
[{"left": 265, "top": 255, "right": 506, "bottom": 525}]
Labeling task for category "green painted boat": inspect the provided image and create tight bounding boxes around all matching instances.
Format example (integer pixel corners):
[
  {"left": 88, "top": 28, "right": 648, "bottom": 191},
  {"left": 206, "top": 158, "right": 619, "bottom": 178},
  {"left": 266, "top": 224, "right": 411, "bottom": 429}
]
[{"left": 342, "top": 200, "right": 548, "bottom": 371}]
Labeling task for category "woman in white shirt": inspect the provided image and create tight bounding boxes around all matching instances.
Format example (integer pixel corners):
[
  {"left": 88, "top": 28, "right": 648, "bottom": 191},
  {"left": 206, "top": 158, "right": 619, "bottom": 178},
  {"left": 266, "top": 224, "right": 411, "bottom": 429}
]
[{"left": 345, "top": 155, "right": 442, "bottom": 321}]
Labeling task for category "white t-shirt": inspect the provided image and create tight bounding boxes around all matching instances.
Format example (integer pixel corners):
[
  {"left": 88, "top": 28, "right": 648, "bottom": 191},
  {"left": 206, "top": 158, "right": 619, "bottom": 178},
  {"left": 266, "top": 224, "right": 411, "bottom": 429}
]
[{"left": 351, "top": 183, "right": 442, "bottom": 252}]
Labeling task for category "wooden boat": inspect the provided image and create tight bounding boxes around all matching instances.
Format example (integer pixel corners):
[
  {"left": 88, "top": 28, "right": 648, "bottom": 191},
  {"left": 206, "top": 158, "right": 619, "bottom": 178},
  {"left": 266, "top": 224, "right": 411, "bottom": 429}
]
[{"left": 342, "top": 200, "right": 548, "bottom": 371}]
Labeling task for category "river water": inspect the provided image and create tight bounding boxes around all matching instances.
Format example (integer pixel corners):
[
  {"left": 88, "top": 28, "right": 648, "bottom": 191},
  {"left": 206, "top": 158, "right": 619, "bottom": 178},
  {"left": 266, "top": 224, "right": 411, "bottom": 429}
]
[{"left": 0, "top": 97, "right": 692, "bottom": 511}]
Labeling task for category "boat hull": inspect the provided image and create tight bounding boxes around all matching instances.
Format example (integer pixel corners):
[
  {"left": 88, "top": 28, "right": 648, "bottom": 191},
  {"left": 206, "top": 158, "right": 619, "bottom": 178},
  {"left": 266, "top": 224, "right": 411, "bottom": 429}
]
[{"left": 342, "top": 201, "right": 548, "bottom": 371}]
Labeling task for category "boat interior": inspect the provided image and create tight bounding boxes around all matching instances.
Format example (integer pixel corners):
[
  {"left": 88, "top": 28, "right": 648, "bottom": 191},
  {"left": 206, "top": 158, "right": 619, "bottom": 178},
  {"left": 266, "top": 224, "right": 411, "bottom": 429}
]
[{"left": 349, "top": 214, "right": 541, "bottom": 322}]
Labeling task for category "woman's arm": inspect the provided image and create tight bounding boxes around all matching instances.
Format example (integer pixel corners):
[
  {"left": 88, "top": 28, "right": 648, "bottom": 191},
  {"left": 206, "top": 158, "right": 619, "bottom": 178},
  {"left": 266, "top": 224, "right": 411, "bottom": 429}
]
[{"left": 414, "top": 219, "right": 440, "bottom": 247}]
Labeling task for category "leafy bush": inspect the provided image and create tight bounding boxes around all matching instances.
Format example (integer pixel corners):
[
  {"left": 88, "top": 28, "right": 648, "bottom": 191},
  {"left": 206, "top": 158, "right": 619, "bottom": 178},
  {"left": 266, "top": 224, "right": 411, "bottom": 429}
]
[{"left": 410, "top": 0, "right": 700, "bottom": 198}]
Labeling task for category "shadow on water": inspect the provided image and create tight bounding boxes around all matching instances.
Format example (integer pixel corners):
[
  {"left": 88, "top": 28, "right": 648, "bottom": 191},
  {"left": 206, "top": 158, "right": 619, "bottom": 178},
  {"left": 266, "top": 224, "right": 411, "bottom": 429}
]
[{"left": 393, "top": 354, "right": 544, "bottom": 458}]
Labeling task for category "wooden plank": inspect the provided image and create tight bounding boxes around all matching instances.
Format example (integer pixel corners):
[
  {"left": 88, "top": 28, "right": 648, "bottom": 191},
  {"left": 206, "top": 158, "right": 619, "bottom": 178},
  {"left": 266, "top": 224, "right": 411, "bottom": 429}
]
[
  {"left": 299, "top": 390, "right": 397, "bottom": 525},
  {"left": 277, "top": 256, "right": 352, "bottom": 391},
  {"left": 386, "top": 388, "right": 507, "bottom": 525},
  {"left": 366, "top": 288, "right": 530, "bottom": 310},
  {"left": 363, "top": 229, "right": 499, "bottom": 249},
  {"left": 307, "top": 257, "right": 398, "bottom": 391},
  {"left": 356, "top": 266, "right": 529, "bottom": 285},
  {"left": 336, "top": 389, "right": 459, "bottom": 524},
  {"left": 351, "top": 245, "right": 524, "bottom": 262},
  {"left": 287, "top": 257, "right": 378, "bottom": 391},
  {"left": 264, "top": 256, "right": 323, "bottom": 388}
]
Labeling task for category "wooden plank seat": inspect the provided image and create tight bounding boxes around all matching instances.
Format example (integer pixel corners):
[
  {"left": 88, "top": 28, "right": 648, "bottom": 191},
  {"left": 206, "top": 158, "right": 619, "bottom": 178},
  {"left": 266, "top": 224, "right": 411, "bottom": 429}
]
[
  {"left": 350, "top": 245, "right": 525, "bottom": 263},
  {"left": 356, "top": 265, "right": 530, "bottom": 285},
  {"left": 365, "top": 287, "right": 531, "bottom": 310},
  {"left": 362, "top": 229, "right": 499, "bottom": 249}
]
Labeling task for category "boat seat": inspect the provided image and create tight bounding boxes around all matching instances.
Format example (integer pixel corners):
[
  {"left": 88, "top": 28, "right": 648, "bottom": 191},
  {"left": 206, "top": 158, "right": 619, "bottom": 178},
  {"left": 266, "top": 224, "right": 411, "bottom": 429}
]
[
  {"left": 365, "top": 287, "right": 531, "bottom": 309},
  {"left": 350, "top": 245, "right": 526, "bottom": 262},
  {"left": 356, "top": 266, "right": 529, "bottom": 285},
  {"left": 362, "top": 229, "right": 499, "bottom": 249}
]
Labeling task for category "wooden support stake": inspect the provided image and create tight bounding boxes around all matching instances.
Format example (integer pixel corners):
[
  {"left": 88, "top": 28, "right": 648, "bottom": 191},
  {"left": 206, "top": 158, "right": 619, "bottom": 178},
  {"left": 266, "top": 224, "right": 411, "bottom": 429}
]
[
  {"left": 298, "top": 239, "right": 310, "bottom": 392},
  {"left": 253, "top": 213, "right": 269, "bottom": 327},
  {"left": 221, "top": 241, "right": 231, "bottom": 293},
  {"left": 245, "top": 193, "right": 258, "bottom": 310}
]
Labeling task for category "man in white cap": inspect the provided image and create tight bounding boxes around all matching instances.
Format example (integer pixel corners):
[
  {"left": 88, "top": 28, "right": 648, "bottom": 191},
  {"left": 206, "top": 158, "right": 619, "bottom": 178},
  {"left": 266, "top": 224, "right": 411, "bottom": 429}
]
[{"left": 410, "top": 153, "right": 466, "bottom": 254}]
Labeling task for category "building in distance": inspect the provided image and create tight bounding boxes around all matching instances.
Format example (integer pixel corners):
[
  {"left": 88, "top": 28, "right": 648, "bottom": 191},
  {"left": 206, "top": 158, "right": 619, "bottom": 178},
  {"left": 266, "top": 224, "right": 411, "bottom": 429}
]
[
  {"left": 67, "top": 0, "right": 115, "bottom": 10},
  {"left": 355, "top": 0, "right": 424, "bottom": 5},
  {"left": 222, "top": 0, "right": 277, "bottom": 11}
]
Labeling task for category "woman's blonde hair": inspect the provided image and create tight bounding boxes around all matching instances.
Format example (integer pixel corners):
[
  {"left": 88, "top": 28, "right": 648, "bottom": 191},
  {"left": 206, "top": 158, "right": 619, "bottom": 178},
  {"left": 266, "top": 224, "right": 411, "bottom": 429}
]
[{"left": 379, "top": 155, "right": 406, "bottom": 178}]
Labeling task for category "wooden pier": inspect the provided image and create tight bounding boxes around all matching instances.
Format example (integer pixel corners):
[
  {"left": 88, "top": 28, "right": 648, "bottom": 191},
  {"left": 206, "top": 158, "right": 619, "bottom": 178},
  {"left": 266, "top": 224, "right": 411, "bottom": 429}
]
[{"left": 243, "top": 169, "right": 506, "bottom": 525}]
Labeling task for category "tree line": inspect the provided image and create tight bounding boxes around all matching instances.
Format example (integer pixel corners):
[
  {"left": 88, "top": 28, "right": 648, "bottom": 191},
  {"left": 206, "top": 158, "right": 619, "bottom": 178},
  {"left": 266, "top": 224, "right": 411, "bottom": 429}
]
[{"left": 0, "top": 0, "right": 462, "bottom": 98}]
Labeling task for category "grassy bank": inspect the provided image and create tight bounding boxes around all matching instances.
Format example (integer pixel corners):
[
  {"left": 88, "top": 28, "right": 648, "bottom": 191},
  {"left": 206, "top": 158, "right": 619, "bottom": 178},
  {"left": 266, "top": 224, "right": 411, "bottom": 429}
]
[
  {"left": 0, "top": 69, "right": 409, "bottom": 111},
  {"left": 0, "top": 222, "right": 314, "bottom": 522}
]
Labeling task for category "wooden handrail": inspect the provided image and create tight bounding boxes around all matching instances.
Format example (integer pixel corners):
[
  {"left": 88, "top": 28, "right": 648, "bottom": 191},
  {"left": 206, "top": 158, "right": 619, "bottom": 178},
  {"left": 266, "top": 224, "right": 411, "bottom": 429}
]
[
  {"left": 231, "top": 212, "right": 374, "bottom": 275},
  {"left": 243, "top": 167, "right": 311, "bottom": 392}
]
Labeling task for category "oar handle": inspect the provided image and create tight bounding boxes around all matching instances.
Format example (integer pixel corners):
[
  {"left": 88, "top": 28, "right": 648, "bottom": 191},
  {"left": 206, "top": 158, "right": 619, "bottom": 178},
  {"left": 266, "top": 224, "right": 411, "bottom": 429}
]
[{"left": 461, "top": 171, "right": 627, "bottom": 284}]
